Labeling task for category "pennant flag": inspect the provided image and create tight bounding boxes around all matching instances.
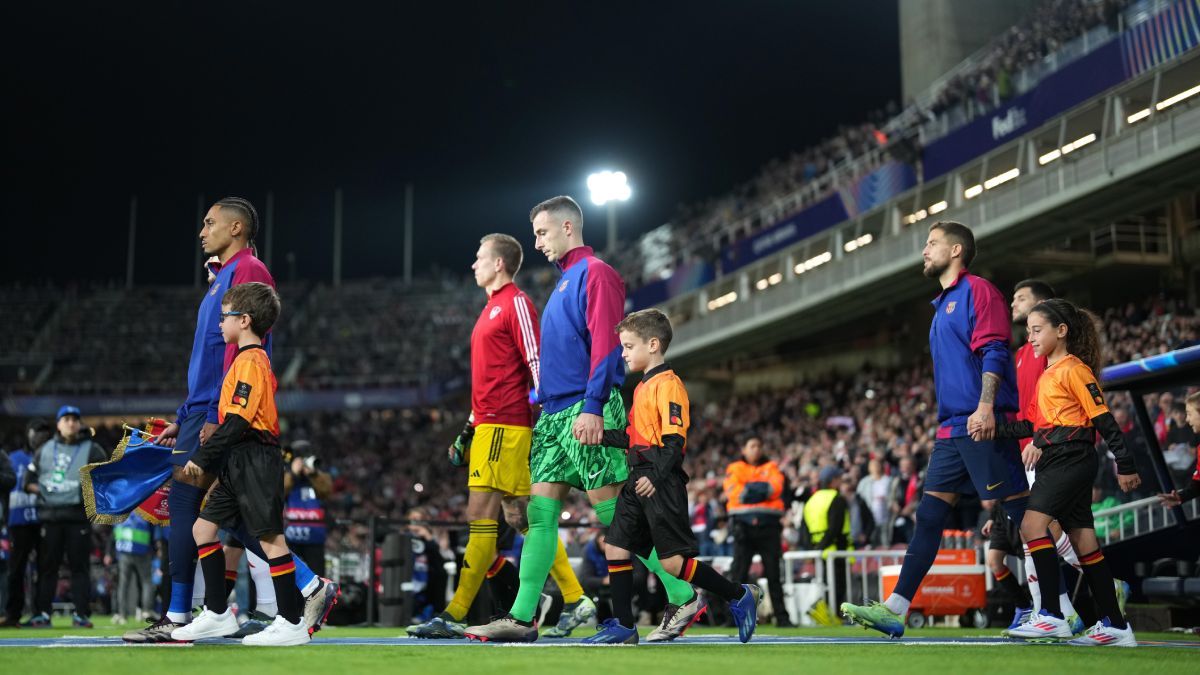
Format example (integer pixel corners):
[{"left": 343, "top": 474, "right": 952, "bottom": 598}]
[{"left": 80, "top": 419, "right": 175, "bottom": 525}]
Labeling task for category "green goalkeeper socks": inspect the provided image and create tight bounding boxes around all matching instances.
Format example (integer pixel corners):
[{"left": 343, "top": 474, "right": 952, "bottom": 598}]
[
  {"left": 593, "top": 496, "right": 696, "bottom": 606},
  {"left": 509, "top": 495, "right": 561, "bottom": 622}
]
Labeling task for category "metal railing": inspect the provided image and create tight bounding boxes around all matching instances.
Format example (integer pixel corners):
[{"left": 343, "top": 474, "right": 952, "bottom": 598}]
[
  {"left": 1090, "top": 220, "right": 1172, "bottom": 259},
  {"left": 1092, "top": 494, "right": 1200, "bottom": 545}
]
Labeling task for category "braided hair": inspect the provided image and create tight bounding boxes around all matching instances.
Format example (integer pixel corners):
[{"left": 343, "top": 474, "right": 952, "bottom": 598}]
[
  {"left": 1029, "top": 298, "right": 1103, "bottom": 373},
  {"left": 214, "top": 197, "right": 260, "bottom": 254}
]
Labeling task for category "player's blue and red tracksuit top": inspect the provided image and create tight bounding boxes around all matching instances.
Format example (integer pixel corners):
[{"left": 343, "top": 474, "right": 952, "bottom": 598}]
[
  {"left": 176, "top": 248, "right": 275, "bottom": 424},
  {"left": 538, "top": 246, "right": 626, "bottom": 416},
  {"left": 929, "top": 268, "right": 1018, "bottom": 438}
]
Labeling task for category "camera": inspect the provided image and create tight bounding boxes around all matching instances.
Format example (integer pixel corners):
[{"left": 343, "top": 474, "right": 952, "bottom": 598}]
[{"left": 303, "top": 455, "right": 322, "bottom": 472}]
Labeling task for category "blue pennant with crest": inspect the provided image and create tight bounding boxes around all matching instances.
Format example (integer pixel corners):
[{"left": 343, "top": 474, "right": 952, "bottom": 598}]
[{"left": 80, "top": 424, "right": 174, "bottom": 525}]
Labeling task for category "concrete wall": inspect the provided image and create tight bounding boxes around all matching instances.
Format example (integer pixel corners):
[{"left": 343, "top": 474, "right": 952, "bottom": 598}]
[{"left": 900, "top": 0, "right": 1037, "bottom": 101}]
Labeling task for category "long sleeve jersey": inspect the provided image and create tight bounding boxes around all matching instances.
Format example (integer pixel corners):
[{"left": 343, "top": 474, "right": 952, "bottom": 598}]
[
  {"left": 537, "top": 246, "right": 626, "bottom": 415},
  {"left": 929, "top": 268, "right": 1018, "bottom": 437},
  {"left": 470, "top": 282, "right": 541, "bottom": 427},
  {"left": 177, "top": 248, "right": 275, "bottom": 424}
]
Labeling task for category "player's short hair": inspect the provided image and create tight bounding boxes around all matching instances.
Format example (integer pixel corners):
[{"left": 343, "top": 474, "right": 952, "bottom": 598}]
[
  {"left": 1014, "top": 278, "right": 1056, "bottom": 301},
  {"left": 215, "top": 197, "right": 260, "bottom": 244},
  {"left": 529, "top": 195, "right": 584, "bottom": 228},
  {"left": 616, "top": 308, "right": 673, "bottom": 354},
  {"left": 1186, "top": 391, "right": 1200, "bottom": 409},
  {"left": 222, "top": 282, "right": 280, "bottom": 338},
  {"left": 481, "top": 233, "right": 524, "bottom": 276},
  {"left": 929, "top": 221, "right": 976, "bottom": 268}
]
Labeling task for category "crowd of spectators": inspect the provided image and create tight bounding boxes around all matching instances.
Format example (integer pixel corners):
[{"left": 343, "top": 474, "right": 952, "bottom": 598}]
[
  {"left": 617, "top": 0, "right": 1135, "bottom": 291},
  {"left": 279, "top": 291, "right": 1199, "bottom": 564}
]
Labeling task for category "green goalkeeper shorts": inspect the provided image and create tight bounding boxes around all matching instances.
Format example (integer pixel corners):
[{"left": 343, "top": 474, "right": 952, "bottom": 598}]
[{"left": 529, "top": 391, "right": 629, "bottom": 491}]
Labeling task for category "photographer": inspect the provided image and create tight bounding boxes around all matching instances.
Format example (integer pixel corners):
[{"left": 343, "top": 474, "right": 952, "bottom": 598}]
[
  {"left": 22, "top": 406, "right": 106, "bottom": 627},
  {"left": 283, "top": 440, "right": 333, "bottom": 578}
]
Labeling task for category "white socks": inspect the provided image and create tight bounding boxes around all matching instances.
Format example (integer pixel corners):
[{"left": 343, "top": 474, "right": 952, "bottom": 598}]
[{"left": 884, "top": 594, "right": 911, "bottom": 616}]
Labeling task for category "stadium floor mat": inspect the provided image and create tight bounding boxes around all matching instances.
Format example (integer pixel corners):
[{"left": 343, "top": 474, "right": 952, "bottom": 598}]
[{"left": 4, "top": 634, "right": 1199, "bottom": 648}]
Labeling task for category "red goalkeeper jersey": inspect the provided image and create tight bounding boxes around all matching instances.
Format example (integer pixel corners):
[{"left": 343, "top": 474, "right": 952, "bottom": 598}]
[{"left": 470, "top": 282, "right": 540, "bottom": 427}]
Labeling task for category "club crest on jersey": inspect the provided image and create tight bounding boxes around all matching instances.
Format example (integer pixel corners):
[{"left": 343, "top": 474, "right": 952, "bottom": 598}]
[
  {"left": 489, "top": 306, "right": 502, "bottom": 320},
  {"left": 559, "top": 279, "right": 570, "bottom": 293},
  {"left": 945, "top": 301, "right": 956, "bottom": 314}
]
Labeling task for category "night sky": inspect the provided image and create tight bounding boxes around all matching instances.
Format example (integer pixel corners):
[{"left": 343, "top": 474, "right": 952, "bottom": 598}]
[{"left": 5, "top": 1, "right": 899, "bottom": 285}]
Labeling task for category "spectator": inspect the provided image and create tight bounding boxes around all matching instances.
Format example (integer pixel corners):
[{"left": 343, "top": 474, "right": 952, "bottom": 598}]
[
  {"left": 724, "top": 436, "right": 792, "bottom": 628},
  {"left": 804, "top": 467, "right": 852, "bottom": 608},
  {"left": 21, "top": 406, "right": 106, "bottom": 628},
  {"left": 4, "top": 420, "right": 53, "bottom": 627},
  {"left": 110, "top": 511, "right": 156, "bottom": 625},
  {"left": 856, "top": 458, "right": 893, "bottom": 546},
  {"left": 284, "top": 440, "right": 334, "bottom": 578}
]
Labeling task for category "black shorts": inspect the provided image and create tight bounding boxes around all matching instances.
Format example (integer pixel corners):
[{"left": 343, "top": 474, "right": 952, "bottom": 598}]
[
  {"left": 199, "top": 442, "right": 286, "bottom": 540},
  {"left": 605, "top": 465, "right": 698, "bottom": 560},
  {"left": 988, "top": 508, "right": 1024, "bottom": 555},
  {"left": 1027, "top": 441, "right": 1098, "bottom": 531}
]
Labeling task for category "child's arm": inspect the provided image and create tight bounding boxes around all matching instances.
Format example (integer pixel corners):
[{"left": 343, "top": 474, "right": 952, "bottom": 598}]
[
  {"left": 1092, "top": 412, "right": 1138, "bottom": 478},
  {"left": 189, "top": 414, "right": 252, "bottom": 474},
  {"left": 992, "top": 419, "right": 1033, "bottom": 440},
  {"left": 601, "top": 428, "right": 630, "bottom": 449}
]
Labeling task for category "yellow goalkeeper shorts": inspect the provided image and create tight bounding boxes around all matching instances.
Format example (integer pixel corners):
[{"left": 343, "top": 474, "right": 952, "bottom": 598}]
[{"left": 467, "top": 423, "right": 532, "bottom": 497}]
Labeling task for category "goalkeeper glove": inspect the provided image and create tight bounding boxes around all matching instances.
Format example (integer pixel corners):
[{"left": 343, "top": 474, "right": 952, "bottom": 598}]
[{"left": 449, "top": 420, "right": 475, "bottom": 467}]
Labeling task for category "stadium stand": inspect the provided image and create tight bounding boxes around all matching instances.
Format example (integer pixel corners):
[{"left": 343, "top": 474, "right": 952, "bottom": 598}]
[{"left": 617, "top": 0, "right": 1139, "bottom": 292}]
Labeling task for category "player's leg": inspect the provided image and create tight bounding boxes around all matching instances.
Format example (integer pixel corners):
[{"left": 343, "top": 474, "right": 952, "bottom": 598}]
[
  {"left": 844, "top": 438, "right": 966, "bottom": 637},
  {"left": 1065, "top": 527, "right": 1136, "bottom": 646},
  {"left": 502, "top": 408, "right": 578, "bottom": 625},
  {"left": 586, "top": 484, "right": 649, "bottom": 642},
  {"left": 442, "top": 489, "right": 503, "bottom": 622},
  {"left": 163, "top": 410, "right": 212, "bottom": 625},
  {"left": 584, "top": 393, "right": 697, "bottom": 609},
  {"left": 498, "top": 495, "right": 594, "bottom": 638},
  {"left": 647, "top": 468, "right": 761, "bottom": 644},
  {"left": 240, "top": 447, "right": 310, "bottom": 646},
  {"left": 463, "top": 410, "right": 575, "bottom": 641},
  {"left": 226, "top": 519, "right": 333, "bottom": 631},
  {"left": 223, "top": 541, "right": 243, "bottom": 601},
  {"left": 171, "top": 475, "right": 244, "bottom": 642},
  {"left": 1008, "top": 507, "right": 1081, "bottom": 641}
]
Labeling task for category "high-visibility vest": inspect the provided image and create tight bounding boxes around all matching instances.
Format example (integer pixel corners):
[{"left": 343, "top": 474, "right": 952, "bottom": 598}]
[
  {"left": 803, "top": 488, "right": 851, "bottom": 559},
  {"left": 724, "top": 460, "right": 785, "bottom": 516}
]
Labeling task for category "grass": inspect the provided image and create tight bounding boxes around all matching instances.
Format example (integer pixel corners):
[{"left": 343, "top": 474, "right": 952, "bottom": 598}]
[{"left": 0, "top": 617, "right": 1196, "bottom": 674}]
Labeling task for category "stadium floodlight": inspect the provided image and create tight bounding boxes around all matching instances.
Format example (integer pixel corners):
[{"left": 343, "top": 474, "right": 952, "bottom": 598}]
[{"left": 588, "top": 170, "right": 632, "bottom": 251}]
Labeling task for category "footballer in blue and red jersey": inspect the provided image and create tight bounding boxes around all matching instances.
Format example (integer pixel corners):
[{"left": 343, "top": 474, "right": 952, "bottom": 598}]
[
  {"left": 171, "top": 247, "right": 275, "bottom": 466},
  {"left": 927, "top": 267, "right": 1027, "bottom": 500},
  {"left": 537, "top": 245, "right": 625, "bottom": 416}
]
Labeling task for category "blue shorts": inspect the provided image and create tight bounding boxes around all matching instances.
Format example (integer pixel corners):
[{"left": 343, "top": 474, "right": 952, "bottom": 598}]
[
  {"left": 924, "top": 436, "right": 1028, "bottom": 500},
  {"left": 168, "top": 410, "right": 210, "bottom": 467}
]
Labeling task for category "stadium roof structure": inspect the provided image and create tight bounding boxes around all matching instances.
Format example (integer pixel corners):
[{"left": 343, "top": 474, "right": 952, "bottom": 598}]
[
  {"left": 1100, "top": 343, "right": 1200, "bottom": 524},
  {"left": 1101, "top": 343, "right": 1200, "bottom": 392}
]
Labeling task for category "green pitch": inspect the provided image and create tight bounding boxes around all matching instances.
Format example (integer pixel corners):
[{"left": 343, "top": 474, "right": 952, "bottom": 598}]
[{"left": 1, "top": 617, "right": 1196, "bottom": 675}]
